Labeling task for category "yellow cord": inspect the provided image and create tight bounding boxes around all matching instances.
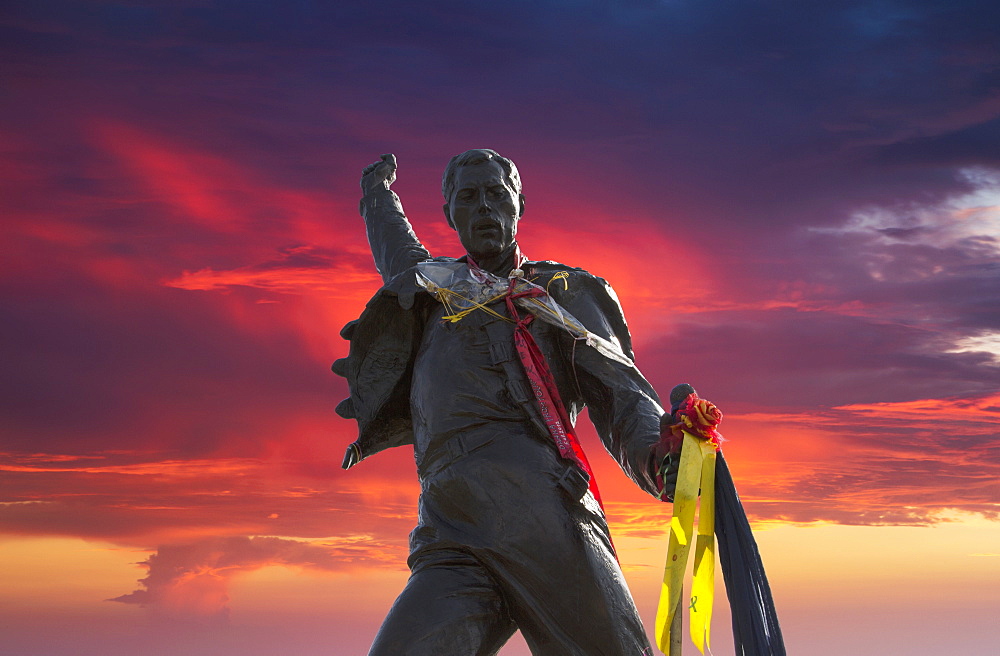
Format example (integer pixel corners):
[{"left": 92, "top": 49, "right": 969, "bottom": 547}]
[
  {"left": 432, "top": 272, "right": 569, "bottom": 325},
  {"left": 546, "top": 271, "right": 569, "bottom": 294},
  {"left": 437, "top": 287, "right": 513, "bottom": 323}
]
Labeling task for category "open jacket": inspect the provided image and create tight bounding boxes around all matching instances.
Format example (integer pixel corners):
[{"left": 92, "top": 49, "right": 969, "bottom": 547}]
[{"left": 332, "top": 189, "right": 666, "bottom": 498}]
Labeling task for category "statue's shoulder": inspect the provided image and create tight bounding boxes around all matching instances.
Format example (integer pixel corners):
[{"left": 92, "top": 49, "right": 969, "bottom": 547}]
[
  {"left": 528, "top": 260, "right": 630, "bottom": 338},
  {"left": 529, "top": 260, "right": 595, "bottom": 283},
  {"left": 528, "top": 260, "right": 618, "bottom": 297},
  {"left": 528, "top": 259, "right": 586, "bottom": 274}
]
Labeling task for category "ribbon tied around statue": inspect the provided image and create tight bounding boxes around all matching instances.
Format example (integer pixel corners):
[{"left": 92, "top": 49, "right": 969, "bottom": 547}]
[{"left": 655, "top": 393, "right": 723, "bottom": 655}]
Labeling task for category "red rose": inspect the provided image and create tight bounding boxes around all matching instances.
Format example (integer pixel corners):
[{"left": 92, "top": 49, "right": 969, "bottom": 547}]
[{"left": 674, "top": 394, "right": 724, "bottom": 447}]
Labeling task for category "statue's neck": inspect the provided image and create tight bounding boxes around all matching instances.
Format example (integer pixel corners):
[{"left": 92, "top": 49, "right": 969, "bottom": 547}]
[{"left": 468, "top": 242, "right": 522, "bottom": 277}]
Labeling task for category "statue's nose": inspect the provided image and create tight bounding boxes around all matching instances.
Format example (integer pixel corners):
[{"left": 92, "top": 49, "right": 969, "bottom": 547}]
[{"left": 478, "top": 190, "right": 492, "bottom": 213}]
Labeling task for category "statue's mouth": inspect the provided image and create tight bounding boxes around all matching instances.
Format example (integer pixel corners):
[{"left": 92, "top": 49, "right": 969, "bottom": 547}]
[{"left": 472, "top": 219, "right": 502, "bottom": 233}]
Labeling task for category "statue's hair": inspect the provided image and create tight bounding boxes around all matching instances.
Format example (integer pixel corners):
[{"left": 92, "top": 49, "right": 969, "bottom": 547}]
[{"left": 442, "top": 149, "right": 521, "bottom": 200}]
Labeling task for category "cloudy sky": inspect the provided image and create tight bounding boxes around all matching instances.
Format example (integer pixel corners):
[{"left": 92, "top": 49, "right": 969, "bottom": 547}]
[{"left": 2, "top": 1, "right": 999, "bottom": 654}]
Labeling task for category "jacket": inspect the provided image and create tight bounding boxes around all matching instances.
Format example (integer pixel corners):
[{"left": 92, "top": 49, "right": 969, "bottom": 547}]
[{"left": 332, "top": 256, "right": 667, "bottom": 498}]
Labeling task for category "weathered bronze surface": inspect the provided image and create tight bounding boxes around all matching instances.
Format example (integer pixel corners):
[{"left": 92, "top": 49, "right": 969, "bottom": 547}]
[{"left": 335, "top": 150, "right": 674, "bottom": 655}]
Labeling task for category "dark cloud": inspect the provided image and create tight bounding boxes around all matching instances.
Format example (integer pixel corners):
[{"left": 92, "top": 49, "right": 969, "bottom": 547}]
[
  {"left": 875, "top": 117, "right": 1000, "bottom": 168},
  {"left": 0, "top": 279, "right": 339, "bottom": 455},
  {"left": 641, "top": 307, "right": 998, "bottom": 412},
  {"left": 109, "top": 535, "right": 405, "bottom": 622},
  {"left": 6, "top": 0, "right": 998, "bottom": 216}
]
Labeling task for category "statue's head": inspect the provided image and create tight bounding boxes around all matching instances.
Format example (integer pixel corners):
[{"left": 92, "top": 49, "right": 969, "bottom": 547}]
[{"left": 441, "top": 149, "right": 525, "bottom": 261}]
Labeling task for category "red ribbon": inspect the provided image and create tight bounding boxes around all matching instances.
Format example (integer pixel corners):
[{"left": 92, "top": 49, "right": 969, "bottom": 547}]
[{"left": 505, "top": 278, "right": 607, "bottom": 512}]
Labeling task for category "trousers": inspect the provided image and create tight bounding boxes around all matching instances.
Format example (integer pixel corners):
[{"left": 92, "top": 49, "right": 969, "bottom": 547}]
[{"left": 368, "top": 430, "right": 653, "bottom": 656}]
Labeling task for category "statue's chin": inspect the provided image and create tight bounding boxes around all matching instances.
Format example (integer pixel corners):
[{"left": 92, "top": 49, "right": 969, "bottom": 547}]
[
  {"left": 466, "top": 241, "right": 512, "bottom": 262},
  {"left": 468, "top": 248, "right": 499, "bottom": 260}
]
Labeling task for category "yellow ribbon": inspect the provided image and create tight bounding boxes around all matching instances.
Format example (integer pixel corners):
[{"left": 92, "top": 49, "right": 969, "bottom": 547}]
[{"left": 655, "top": 431, "right": 717, "bottom": 654}]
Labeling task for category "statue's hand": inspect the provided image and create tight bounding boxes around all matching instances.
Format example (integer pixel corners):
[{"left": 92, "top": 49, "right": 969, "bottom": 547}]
[
  {"left": 652, "top": 416, "right": 682, "bottom": 502},
  {"left": 360, "top": 153, "right": 397, "bottom": 195}
]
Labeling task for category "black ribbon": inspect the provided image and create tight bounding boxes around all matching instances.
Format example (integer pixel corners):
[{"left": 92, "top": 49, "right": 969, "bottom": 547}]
[{"left": 715, "top": 453, "right": 786, "bottom": 656}]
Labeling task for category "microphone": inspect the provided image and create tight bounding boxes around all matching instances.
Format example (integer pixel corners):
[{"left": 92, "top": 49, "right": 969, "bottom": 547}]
[{"left": 669, "top": 383, "right": 697, "bottom": 416}]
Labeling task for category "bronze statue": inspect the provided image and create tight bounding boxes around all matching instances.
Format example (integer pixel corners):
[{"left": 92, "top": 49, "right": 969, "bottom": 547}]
[{"left": 333, "top": 149, "right": 681, "bottom": 655}]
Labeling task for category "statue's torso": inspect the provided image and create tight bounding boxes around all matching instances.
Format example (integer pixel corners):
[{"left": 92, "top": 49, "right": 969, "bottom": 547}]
[{"left": 411, "top": 300, "right": 530, "bottom": 462}]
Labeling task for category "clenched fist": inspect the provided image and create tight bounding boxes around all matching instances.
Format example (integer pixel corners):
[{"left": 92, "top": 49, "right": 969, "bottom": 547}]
[{"left": 360, "top": 153, "right": 397, "bottom": 196}]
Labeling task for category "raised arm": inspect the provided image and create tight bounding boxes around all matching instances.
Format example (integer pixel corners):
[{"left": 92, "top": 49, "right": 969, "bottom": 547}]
[{"left": 359, "top": 154, "right": 433, "bottom": 283}]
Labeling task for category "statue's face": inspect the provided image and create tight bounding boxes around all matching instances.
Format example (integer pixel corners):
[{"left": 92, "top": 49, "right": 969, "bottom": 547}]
[{"left": 444, "top": 161, "right": 524, "bottom": 260}]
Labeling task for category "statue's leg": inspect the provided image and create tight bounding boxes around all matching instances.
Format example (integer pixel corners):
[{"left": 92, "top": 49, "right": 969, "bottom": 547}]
[
  {"left": 368, "top": 549, "right": 516, "bottom": 656},
  {"left": 493, "top": 491, "right": 653, "bottom": 656}
]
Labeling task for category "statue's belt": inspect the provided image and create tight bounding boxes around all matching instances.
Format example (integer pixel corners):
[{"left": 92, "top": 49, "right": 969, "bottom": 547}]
[{"left": 418, "top": 430, "right": 590, "bottom": 501}]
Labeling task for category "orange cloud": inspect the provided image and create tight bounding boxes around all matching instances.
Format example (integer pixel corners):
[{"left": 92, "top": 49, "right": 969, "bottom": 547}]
[
  {"left": 0, "top": 453, "right": 261, "bottom": 477},
  {"left": 709, "top": 393, "right": 1000, "bottom": 525},
  {"left": 557, "top": 391, "right": 1000, "bottom": 537},
  {"left": 834, "top": 393, "right": 1000, "bottom": 425},
  {"left": 0, "top": 447, "right": 420, "bottom": 547},
  {"left": 166, "top": 252, "right": 379, "bottom": 296}
]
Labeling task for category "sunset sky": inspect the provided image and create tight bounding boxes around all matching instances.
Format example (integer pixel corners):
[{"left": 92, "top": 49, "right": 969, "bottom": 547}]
[{"left": 2, "top": 1, "right": 999, "bottom": 654}]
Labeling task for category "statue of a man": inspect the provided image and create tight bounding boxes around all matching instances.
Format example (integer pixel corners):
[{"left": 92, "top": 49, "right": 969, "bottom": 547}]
[{"left": 334, "top": 150, "right": 679, "bottom": 655}]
